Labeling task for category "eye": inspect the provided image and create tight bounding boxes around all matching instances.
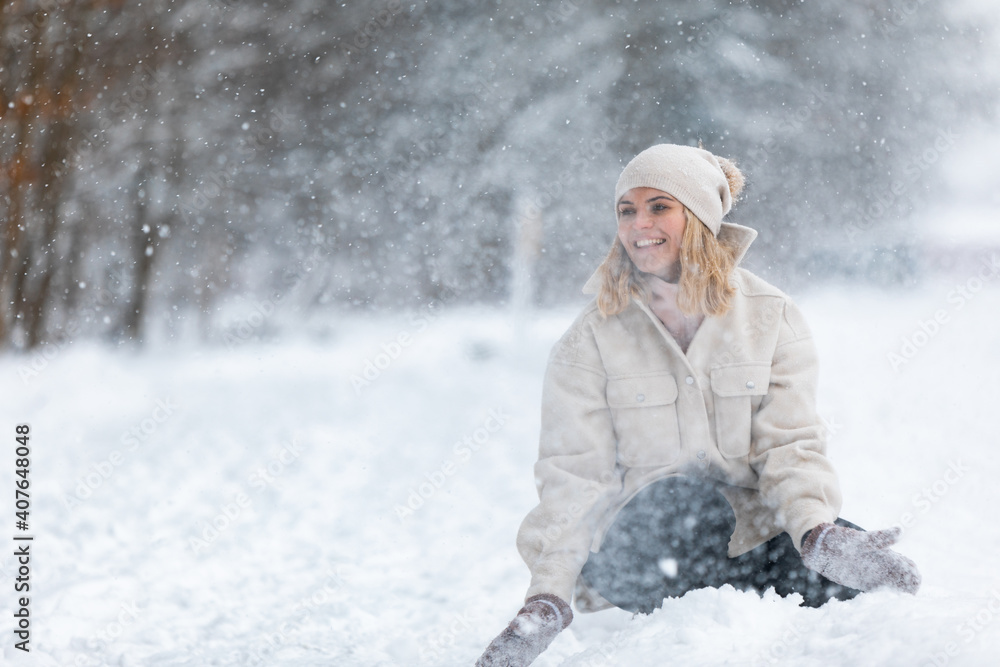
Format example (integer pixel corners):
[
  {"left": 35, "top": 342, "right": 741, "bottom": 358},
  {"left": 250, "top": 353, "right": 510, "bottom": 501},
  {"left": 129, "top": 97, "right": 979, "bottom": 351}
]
[
  {"left": 618, "top": 207, "right": 635, "bottom": 217},
  {"left": 652, "top": 203, "right": 669, "bottom": 212}
]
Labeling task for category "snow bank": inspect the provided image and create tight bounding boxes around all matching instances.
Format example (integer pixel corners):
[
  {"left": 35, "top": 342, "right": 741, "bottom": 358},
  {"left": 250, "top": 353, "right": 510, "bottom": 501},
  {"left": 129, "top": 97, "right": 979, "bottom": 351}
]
[{"left": 1, "top": 278, "right": 999, "bottom": 666}]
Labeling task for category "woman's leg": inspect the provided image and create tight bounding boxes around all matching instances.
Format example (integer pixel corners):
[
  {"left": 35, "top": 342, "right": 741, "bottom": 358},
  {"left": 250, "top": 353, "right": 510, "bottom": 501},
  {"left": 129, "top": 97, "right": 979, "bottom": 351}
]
[
  {"left": 580, "top": 476, "right": 737, "bottom": 614},
  {"left": 579, "top": 476, "right": 861, "bottom": 613},
  {"left": 726, "top": 518, "right": 863, "bottom": 608}
]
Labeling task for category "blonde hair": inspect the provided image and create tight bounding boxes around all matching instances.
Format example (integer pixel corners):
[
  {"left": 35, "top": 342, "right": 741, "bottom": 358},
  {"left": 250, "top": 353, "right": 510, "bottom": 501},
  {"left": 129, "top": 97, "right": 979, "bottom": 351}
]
[{"left": 596, "top": 209, "right": 741, "bottom": 318}]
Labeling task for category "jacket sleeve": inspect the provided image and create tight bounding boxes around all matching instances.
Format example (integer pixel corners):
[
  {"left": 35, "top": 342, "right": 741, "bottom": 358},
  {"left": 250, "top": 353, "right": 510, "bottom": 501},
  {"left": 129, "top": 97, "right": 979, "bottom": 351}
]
[
  {"left": 516, "top": 316, "right": 623, "bottom": 604},
  {"left": 748, "top": 299, "right": 842, "bottom": 552}
]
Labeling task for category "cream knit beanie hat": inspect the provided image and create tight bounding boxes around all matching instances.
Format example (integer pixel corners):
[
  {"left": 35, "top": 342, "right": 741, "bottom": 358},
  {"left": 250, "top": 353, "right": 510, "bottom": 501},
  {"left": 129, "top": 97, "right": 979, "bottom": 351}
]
[{"left": 614, "top": 144, "right": 745, "bottom": 236}]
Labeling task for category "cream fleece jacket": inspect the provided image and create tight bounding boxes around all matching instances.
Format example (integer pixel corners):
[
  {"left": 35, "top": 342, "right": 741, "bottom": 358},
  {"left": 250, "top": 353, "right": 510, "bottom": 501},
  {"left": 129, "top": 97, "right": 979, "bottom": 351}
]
[{"left": 516, "top": 223, "right": 842, "bottom": 605}]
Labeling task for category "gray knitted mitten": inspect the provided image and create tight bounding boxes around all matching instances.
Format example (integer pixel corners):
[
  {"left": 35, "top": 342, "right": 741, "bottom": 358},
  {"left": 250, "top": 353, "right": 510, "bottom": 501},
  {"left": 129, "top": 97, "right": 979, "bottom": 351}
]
[
  {"left": 476, "top": 594, "right": 573, "bottom": 667},
  {"left": 801, "top": 523, "right": 921, "bottom": 594}
]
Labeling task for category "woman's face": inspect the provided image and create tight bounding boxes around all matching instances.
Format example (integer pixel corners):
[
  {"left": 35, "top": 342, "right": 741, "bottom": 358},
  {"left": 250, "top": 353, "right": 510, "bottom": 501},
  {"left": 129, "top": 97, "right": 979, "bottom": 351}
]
[{"left": 616, "top": 187, "right": 687, "bottom": 282}]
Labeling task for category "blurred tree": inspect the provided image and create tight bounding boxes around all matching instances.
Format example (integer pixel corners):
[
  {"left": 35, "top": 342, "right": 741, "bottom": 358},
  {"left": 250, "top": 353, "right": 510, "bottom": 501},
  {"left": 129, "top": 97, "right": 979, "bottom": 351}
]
[
  {"left": 0, "top": 0, "right": 176, "bottom": 349},
  {"left": 1, "top": 0, "right": 996, "bottom": 349}
]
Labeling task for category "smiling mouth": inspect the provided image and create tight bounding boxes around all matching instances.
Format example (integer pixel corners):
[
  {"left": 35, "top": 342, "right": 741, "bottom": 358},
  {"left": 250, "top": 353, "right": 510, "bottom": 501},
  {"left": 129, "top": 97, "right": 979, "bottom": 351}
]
[{"left": 635, "top": 238, "right": 666, "bottom": 248}]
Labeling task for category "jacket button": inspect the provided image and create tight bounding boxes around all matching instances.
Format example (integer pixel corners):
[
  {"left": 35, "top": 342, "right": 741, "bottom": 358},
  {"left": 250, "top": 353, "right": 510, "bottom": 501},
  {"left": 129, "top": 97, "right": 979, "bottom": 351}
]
[
  {"left": 685, "top": 376, "right": 695, "bottom": 385},
  {"left": 636, "top": 393, "right": 645, "bottom": 402},
  {"left": 697, "top": 450, "right": 707, "bottom": 460},
  {"left": 746, "top": 380, "right": 755, "bottom": 389}
]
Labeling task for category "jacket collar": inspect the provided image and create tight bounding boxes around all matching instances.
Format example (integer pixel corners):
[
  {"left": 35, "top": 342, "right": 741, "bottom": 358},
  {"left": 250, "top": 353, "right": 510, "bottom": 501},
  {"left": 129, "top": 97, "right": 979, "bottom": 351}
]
[{"left": 582, "top": 221, "right": 758, "bottom": 295}]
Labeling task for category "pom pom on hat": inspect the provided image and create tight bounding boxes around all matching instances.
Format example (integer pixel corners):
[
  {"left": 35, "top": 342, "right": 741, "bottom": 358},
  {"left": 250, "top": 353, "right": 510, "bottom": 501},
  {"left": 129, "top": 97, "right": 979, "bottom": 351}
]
[
  {"left": 614, "top": 144, "right": 745, "bottom": 236},
  {"left": 715, "top": 156, "right": 745, "bottom": 202}
]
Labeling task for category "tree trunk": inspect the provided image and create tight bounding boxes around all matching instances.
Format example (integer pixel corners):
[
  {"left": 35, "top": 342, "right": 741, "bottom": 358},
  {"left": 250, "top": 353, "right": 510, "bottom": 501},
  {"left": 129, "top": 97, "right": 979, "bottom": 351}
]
[{"left": 121, "top": 160, "right": 156, "bottom": 342}]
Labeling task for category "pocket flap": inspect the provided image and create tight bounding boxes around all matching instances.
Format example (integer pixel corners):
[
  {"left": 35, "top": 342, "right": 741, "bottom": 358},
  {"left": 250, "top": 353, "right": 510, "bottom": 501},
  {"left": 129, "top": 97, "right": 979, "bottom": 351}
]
[
  {"left": 710, "top": 363, "right": 770, "bottom": 397},
  {"left": 606, "top": 373, "right": 679, "bottom": 408}
]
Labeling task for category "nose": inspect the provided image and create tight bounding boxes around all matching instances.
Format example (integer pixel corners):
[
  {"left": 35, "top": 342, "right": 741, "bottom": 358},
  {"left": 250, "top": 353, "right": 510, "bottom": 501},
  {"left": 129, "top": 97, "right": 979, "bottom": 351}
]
[{"left": 633, "top": 208, "right": 654, "bottom": 230}]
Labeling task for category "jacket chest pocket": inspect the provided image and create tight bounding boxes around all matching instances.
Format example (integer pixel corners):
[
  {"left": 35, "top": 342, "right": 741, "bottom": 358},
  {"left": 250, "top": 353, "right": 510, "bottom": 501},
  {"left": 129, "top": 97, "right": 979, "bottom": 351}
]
[
  {"left": 606, "top": 373, "right": 681, "bottom": 467},
  {"left": 710, "top": 363, "right": 770, "bottom": 458}
]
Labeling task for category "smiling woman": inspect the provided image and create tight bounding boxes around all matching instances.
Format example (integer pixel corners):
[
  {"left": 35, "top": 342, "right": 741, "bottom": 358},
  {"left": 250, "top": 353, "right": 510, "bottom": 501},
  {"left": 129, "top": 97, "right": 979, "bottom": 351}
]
[
  {"left": 599, "top": 147, "right": 746, "bottom": 330},
  {"left": 616, "top": 188, "right": 688, "bottom": 281},
  {"left": 475, "top": 144, "right": 922, "bottom": 667}
]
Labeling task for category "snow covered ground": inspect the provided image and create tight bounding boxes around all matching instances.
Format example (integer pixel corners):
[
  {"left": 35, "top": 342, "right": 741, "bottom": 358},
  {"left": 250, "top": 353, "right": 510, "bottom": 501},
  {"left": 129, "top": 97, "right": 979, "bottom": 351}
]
[{"left": 2, "top": 267, "right": 1000, "bottom": 666}]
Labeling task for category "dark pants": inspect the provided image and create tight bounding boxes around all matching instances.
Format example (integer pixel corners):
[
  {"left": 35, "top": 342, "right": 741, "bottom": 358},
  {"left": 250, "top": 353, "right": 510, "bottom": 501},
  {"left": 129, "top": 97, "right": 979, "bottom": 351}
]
[{"left": 580, "top": 476, "right": 862, "bottom": 613}]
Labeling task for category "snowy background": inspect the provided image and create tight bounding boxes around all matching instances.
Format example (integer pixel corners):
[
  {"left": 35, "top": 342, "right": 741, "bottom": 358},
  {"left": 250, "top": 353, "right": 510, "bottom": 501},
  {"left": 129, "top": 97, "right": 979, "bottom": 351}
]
[
  {"left": 2, "top": 263, "right": 1000, "bottom": 666},
  {"left": 2, "top": 0, "right": 1000, "bottom": 665}
]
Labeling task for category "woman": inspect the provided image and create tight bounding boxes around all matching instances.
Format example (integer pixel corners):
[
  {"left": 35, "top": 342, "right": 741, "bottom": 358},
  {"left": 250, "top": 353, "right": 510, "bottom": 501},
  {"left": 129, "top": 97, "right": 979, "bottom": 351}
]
[{"left": 476, "top": 144, "right": 921, "bottom": 667}]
